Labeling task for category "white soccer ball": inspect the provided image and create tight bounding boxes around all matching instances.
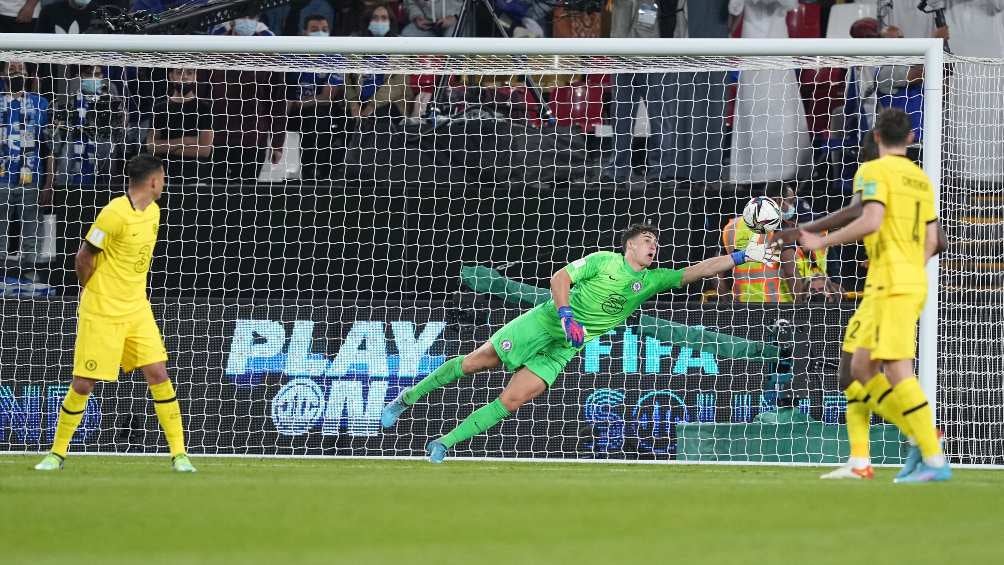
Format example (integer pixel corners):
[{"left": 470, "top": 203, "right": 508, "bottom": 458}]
[{"left": 742, "top": 196, "right": 783, "bottom": 234}]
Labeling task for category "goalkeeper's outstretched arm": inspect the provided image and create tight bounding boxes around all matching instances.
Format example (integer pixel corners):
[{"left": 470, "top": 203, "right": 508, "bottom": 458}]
[{"left": 681, "top": 240, "right": 779, "bottom": 285}]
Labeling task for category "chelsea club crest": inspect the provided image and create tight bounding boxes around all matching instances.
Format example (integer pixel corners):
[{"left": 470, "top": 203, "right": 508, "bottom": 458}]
[{"left": 631, "top": 281, "right": 642, "bottom": 293}]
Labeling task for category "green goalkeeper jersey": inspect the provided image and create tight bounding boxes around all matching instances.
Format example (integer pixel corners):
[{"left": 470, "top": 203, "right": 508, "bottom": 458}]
[{"left": 528, "top": 251, "right": 685, "bottom": 343}]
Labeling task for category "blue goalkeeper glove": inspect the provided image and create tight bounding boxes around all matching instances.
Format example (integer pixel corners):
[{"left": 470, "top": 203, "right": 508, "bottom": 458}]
[{"left": 557, "top": 306, "right": 585, "bottom": 348}]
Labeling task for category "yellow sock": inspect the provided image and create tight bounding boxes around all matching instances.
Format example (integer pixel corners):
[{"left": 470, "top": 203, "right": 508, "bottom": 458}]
[
  {"left": 51, "top": 388, "right": 89, "bottom": 458},
  {"left": 844, "top": 380, "right": 871, "bottom": 460},
  {"left": 864, "top": 373, "right": 913, "bottom": 441},
  {"left": 150, "top": 380, "right": 187, "bottom": 457},
  {"left": 892, "top": 377, "right": 941, "bottom": 459}
]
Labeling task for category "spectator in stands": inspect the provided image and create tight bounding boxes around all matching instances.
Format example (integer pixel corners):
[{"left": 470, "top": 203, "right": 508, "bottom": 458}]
[
  {"left": 288, "top": 14, "right": 348, "bottom": 179},
  {"left": 401, "top": 0, "right": 461, "bottom": 37},
  {"left": 601, "top": 0, "right": 687, "bottom": 184},
  {"left": 0, "top": 61, "right": 52, "bottom": 265},
  {"left": 53, "top": 64, "right": 129, "bottom": 186},
  {"left": 0, "top": 0, "right": 39, "bottom": 33},
  {"left": 345, "top": 4, "right": 410, "bottom": 125},
  {"left": 146, "top": 67, "right": 214, "bottom": 184},
  {"left": 875, "top": 25, "right": 926, "bottom": 146},
  {"left": 728, "top": 0, "right": 811, "bottom": 184},
  {"left": 209, "top": 63, "right": 286, "bottom": 182},
  {"left": 716, "top": 183, "right": 841, "bottom": 302},
  {"left": 211, "top": 8, "right": 276, "bottom": 36}
]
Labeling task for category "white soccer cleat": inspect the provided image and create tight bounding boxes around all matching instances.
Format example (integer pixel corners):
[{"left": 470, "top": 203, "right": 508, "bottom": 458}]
[{"left": 820, "top": 462, "right": 875, "bottom": 480}]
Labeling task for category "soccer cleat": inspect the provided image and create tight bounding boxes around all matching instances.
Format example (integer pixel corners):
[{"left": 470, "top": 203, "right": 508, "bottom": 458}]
[
  {"left": 426, "top": 440, "right": 447, "bottom": 464},
  {"left": 820, "top": 462, "right": 874, "bottom": 480},
  {"left": 894, "top": 462, "right": 952, "bottom": 484},
  {"left": 380, "top": 388, "right": 412, "bottom": 429},
  {"left": 896, "top": 446, "right": 922, "bottom": 480},
  {"left": 34, "top": 453, "right": 64, "bottom": 471},
  {"left": 172, "top": 454, "right": 197, "bottom": 473},
  {"left": 897, "top": 429, "right": 945, "bottom": 480}
]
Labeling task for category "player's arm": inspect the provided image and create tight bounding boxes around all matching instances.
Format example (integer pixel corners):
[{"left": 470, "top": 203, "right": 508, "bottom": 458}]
[
  {"left": 800, "top": 202, "right": 884, "bottom": 252},
  {"left": 75, "top": 240, "right": 101, "bottom": 287},
  {"left": 551, "top": 253, "right": 605, "bottom": 347},
  {"left": 775, "top": 193, "right": 863, "bottom": 246},
  {"left": 681, "top": 239, "right": 780, "bottom": 285},
  {"left": 926, "top": 219, "right": 948, "bottom": 260}
]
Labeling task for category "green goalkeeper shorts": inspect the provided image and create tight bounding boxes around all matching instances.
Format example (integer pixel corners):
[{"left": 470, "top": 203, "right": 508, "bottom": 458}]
[{"left": 490, "top": 309, "right": 578, "bottom": 388}]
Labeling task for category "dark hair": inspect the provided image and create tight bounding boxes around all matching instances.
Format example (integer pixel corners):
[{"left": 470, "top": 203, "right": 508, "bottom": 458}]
[
  {"left": 620, "top": 223, "right": 658, "bottom": 251},
  {"left": 860, "top": 128, "right": 880, "bottom": 162},
  {"left": 303, "top": 13, "right": 328, "bottom": 29},
  {"left": 875, "top": 108, "right": 912, "bottom": 147},
  {"left": 126, "top": 153, "right": 164, "bottom": 184}
]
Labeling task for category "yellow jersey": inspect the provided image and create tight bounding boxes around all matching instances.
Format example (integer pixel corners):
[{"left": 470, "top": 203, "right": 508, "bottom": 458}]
[
  {"left": 81, "top": 195, "right": 160, "bottom": 317},
  {"left": 853, "top": 155, "right": 937, "bottom": 295}
]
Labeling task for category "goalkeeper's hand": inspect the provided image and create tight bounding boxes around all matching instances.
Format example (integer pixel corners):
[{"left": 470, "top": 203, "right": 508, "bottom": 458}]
[
  {"left": 739, "top": 237, "right": 781, "bottom": 265},
  {"left": 557, "top": 306, "right": 585, "bottom": 348}
]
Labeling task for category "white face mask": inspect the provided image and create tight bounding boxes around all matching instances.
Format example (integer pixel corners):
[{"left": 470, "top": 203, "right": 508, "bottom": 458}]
[
  {"left": 233, "top": 18, "right": 258, "bottom": 36},
  {"left": 308, "top": 30, "right": 329, "bottom": 37}
]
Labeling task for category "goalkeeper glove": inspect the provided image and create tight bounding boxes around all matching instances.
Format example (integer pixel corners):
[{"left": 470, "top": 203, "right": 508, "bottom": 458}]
[
  {"left": 731, "top": 238, "right": 781, "bottom": 266},
  {"left": 557, "top": 306, "right": 585, "bottom": 348}
]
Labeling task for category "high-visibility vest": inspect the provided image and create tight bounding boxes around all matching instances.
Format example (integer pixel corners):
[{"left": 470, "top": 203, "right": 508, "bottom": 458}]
[{"left": 722, "top": 217, "right": 828, "bottom": 303}]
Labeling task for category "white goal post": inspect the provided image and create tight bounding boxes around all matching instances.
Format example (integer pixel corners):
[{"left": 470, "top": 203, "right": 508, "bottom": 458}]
[{"left": 2, "top": 32, "right": 996, "bottom": 465}]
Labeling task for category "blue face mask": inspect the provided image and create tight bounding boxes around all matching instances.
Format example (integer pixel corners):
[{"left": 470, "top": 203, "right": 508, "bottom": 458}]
[
  {"left": 782, "top": 203, "right": 797, "bottom": 221},
  {"left": 308, "top": 30, "right": 329, "bottom": 37},
  {"left": 368, "top": 21, "right": 390, "bottom": 36},
  {"left": 80, "top": 78, "right": 104, "bottom": 95},
  {"left": 233, "top": 18, "right": 258, "bottom": 36}
]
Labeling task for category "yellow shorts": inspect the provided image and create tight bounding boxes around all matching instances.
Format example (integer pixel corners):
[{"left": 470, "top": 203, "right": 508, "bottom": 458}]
[
  {"left": 842, "top": 292, "right": 925, "bottom": 361},
  {"left": 73, "top": 305, "right": 168, "bottom": 381}
]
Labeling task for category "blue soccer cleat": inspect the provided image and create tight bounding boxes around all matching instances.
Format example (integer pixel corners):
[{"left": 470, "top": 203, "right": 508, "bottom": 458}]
[
  {"left": 427, "top": 440, "right": 447, "bottom": 464},
  {"left": 381, "top": 388, "right": 412, "bottom": 429},
  {"left": 896, "top": 445, "right": 922, "bottom": 480},
  {"left": 894, "top": 462, "right": 952, "bottom": 484},
  {"left": 897, "top": 430, "right": 945, "bottom": 480}
]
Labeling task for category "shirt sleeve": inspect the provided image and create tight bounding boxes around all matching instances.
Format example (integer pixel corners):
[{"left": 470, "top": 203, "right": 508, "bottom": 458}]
[
  {"left": 564, "top": 251, "right": 608, "bottom": 284},
  {"left": 85, "top": 205, "right": 124, "bottom": 250},
  {"left": 853, "top": 162, "right": 889, "bottom": 206},
  {"left": 649, "top": 268, "right": 685, "bottom": 292}
]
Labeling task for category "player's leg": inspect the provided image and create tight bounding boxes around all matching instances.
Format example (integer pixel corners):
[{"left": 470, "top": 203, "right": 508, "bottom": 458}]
[
  {"left": 427, "top": 335, "right": 574, "bottom": 463},
  {"left": 427, "top": 366, "right": 548, "bottom": 463},
  {"left": 139, "top": 362, "right": 194, "bottom": 472},
  {"left": 37, "top": 315, "right": 126, "bottom": 470},
  {"left": 123, "top": 308, "right": 194, "bottom": 472},
  {"left": 35, "top": 376, "right": 98, "bottom": 470},
  {"left": 821, "top": 350, "right": 875, "bottom": 479},
  {"left": 381, "top": 339, "right": 502, "bottom": 428},
  {"left": 876, "top": 294, "right": 949, "bottom": 482}
]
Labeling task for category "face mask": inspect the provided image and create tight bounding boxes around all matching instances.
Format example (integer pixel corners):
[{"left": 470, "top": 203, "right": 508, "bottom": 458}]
[
  {"left": 81, "top": 78, "right": 104, "bottom": 95},
  {"left": 368, "top": 21, "right": 390, "bottom": 36},
  {"left": 308, "top": 30, "right": 329, "bottom": 37},
  {"left": 7, "top": 76, "right": 25, "bottom": 92},
  {"left": 171, "top": 81, "right": 195, "bottom": 96},
  {"left": 782, "top": 205, "right": 796, "bottom": 221},
  {"left": 69, "top": 0, "right": 92, "bottom": 7},
  {"left": 233, "top": 18, "right": 258, "bottom": 36}
]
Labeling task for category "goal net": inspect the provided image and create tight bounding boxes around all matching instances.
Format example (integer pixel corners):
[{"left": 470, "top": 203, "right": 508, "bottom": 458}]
[{"left": 0, "top": 35, "right": 1000, "bottom": 466}]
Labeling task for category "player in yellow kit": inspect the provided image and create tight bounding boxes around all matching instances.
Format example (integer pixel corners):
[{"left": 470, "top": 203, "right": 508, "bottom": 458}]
[
  {"left": 35, "top": 154, "right": 195, "bottom": 472},
  {"left": 800, "top": 109, "right": 949, "bottom": 482}
]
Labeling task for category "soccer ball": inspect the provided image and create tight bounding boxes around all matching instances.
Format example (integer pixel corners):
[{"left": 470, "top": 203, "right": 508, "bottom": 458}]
[{"left": 742, "top": 196, "right": 783, "bottom": 234}]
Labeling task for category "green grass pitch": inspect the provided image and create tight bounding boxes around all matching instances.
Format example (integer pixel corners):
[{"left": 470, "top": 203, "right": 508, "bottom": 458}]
[{"left": 2, "top": 456, "right": 1001, "bottom": 565}]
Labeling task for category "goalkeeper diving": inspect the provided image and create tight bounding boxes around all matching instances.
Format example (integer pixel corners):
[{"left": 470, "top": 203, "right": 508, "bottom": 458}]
[{"left": 381, "top": 224, "right": 779, "bottom": 462}]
